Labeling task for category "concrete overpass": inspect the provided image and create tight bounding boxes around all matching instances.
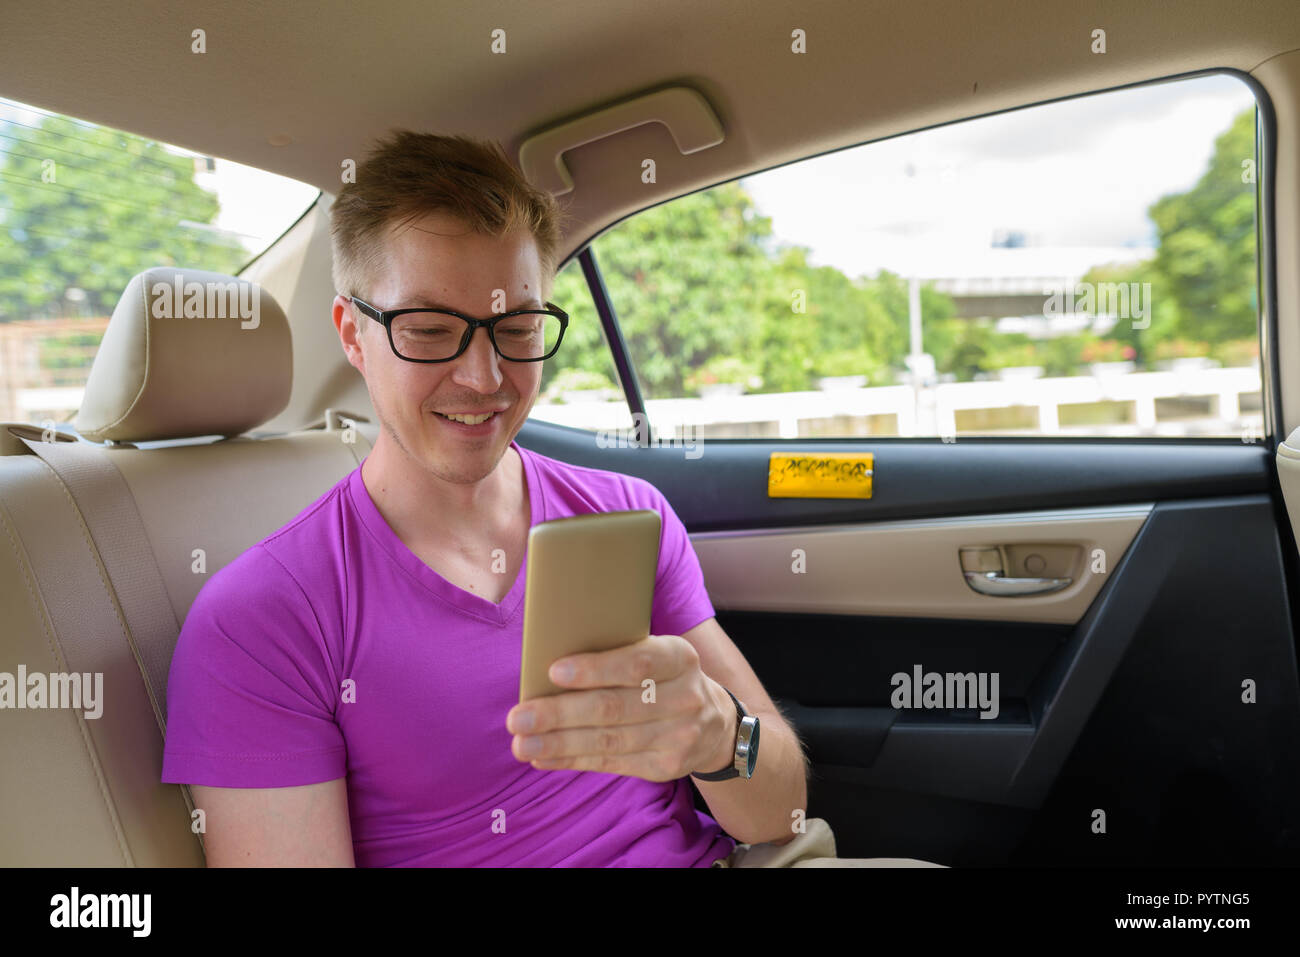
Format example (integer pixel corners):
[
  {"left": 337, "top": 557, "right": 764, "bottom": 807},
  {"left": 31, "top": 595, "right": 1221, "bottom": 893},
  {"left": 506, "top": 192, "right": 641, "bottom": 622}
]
[{"left": 916, "top": 245, "right": 1154, "bottom": 319}]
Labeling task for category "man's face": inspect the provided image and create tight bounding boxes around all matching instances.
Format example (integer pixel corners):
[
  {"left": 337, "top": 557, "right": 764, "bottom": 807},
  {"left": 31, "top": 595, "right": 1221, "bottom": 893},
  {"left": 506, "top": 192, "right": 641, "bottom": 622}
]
[{"left": 337, "top": 209, "right": 546, "bottom": 486}]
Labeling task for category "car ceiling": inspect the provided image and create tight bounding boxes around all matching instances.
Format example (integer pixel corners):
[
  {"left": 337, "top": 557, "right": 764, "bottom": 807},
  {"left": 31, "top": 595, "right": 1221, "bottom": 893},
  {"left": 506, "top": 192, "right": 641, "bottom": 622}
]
[{"left": 3, "top": 0, "right": 1299, "bottom": 239}]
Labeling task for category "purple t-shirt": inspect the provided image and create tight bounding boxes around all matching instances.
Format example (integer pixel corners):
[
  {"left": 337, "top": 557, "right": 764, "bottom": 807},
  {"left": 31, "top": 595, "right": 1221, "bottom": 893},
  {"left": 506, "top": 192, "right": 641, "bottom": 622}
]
[{"left": 161, "top": 439, "right": 734, "bottom": 867}]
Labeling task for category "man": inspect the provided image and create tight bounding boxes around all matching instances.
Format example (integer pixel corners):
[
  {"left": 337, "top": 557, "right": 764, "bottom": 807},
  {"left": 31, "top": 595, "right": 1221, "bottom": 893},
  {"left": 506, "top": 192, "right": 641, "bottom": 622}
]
[{"left": 161, "top": 130, "right": 809, "bottom": 866}]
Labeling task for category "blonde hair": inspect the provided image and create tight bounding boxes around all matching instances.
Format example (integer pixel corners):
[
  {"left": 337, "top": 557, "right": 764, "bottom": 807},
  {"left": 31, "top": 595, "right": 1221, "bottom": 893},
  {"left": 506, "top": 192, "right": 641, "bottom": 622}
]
[{"left": 330, "top": 130, "right": 568, "bottom": 302}]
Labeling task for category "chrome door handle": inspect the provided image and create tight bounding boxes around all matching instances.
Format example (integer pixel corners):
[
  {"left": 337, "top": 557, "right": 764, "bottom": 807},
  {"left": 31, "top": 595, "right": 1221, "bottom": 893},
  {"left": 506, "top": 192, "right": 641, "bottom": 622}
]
[{"left": 963, "top": 571, "right": 1072, "bottom": 596}]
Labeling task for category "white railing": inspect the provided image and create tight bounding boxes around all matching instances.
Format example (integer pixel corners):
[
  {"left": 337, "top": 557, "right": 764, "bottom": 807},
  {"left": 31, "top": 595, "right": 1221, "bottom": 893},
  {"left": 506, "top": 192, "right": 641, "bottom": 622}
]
[{"left": 530, "top": 365, "right": 1263, "bottom": 438}]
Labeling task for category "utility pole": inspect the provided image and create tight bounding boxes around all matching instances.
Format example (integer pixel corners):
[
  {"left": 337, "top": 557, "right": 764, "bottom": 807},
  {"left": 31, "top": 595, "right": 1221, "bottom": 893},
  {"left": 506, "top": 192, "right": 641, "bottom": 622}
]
[{"left": 906, "top": 275, "right": 938, "bottom": 435}]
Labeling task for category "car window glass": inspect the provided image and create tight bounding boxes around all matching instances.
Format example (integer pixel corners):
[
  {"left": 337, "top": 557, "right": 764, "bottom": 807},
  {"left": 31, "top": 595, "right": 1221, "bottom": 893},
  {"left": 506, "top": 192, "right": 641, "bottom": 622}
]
[
  {"left": 529, "top": 256, "right": 635, "bottom": 434},
  {"left": 573, "top": 73, "right": 1262, "bottom": 441},
  {"left": 0, "top": 97, "right": 319, "bottom": 427}
]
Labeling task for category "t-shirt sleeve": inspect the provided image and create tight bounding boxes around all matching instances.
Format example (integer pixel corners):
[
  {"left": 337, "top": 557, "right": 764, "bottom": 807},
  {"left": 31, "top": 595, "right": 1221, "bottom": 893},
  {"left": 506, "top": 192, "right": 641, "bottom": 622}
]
[
  {"left": 629, "top": 479, "right": 717, "bottom": 638},
  {"left": 161, "top": 545, "right": 347, "bottom": 788}
]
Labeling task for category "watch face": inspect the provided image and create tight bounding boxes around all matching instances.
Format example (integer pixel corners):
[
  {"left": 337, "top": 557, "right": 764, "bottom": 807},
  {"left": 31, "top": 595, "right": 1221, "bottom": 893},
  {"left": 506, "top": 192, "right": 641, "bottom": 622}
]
[{"left": 745, "top": 719, "right": 760, "bottom": 776}]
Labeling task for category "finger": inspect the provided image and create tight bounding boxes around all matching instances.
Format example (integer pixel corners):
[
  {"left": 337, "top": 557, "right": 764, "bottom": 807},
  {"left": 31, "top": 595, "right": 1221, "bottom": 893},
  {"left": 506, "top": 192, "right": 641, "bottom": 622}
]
[
  {"left": 525, "top": 685, "right": 649, "bottom": 732},
  {"left": 513, "top": 716, "right": 687, "bottom": 763},
  {"left": 550, "top": 634, "right": 692, "bottom": 690},
  {"left": 512, "top": 672, "right": 702, "bottom": 734},
  {"left": 530, "top": 749, "right": 684, "bottom": 783}
]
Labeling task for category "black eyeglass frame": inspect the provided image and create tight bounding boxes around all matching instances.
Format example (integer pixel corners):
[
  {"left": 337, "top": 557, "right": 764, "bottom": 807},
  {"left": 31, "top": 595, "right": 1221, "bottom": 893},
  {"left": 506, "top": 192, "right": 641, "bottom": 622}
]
[{"left": 348, "top": 296, "right": 569, "bottom": 363}]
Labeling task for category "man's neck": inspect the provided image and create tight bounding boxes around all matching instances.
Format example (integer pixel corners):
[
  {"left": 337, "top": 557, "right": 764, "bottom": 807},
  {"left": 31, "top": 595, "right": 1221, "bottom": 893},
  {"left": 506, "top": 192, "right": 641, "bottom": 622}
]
[{"left": 361, "top": 441, "right": 523, "bottom": 546}]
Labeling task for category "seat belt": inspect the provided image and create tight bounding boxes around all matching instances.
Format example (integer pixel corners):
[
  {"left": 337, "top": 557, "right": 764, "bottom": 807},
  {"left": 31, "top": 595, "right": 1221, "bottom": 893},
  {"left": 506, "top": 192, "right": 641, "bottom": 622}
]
[{"left": 10, "top": 427, "right": 201, "bottom": 836}]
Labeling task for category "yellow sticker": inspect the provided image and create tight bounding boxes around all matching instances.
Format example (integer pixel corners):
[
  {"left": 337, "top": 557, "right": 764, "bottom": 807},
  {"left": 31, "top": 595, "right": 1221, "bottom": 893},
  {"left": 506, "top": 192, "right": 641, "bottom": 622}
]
[{"left": 768, "top": 452, "right": 873, "bottom": 499}]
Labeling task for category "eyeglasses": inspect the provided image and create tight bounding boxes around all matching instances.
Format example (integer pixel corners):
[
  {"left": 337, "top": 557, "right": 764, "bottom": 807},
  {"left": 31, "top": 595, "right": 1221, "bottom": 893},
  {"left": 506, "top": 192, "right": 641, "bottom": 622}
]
[{"left": 349, "top": 296, "right": 568, "bottom": 363}]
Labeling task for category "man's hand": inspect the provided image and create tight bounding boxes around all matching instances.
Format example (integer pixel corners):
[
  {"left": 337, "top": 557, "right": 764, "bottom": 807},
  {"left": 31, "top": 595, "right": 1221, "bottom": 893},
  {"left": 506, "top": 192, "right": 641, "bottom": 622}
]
[{"left": 506, "top": 634, "right": 737, "bottom": 782}]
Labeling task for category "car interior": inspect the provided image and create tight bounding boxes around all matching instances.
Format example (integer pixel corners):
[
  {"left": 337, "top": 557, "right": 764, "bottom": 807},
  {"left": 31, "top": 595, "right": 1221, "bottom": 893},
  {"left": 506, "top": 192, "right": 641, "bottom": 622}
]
[{"left": 1, "top": 0, "right": 1299, "bottom": 867}]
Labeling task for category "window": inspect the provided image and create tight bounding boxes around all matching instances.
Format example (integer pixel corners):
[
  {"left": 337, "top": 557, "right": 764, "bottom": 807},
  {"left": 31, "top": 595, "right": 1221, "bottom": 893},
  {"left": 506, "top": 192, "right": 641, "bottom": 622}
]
[
  {"left": 528, "top": 256, "right": 635, "bottom": 435},
  {"left": 571, "top": 73, "right": 1262, "bottom": 440},
  {"left": 0, "top": 97, "right": 319, "bottom": 426}
]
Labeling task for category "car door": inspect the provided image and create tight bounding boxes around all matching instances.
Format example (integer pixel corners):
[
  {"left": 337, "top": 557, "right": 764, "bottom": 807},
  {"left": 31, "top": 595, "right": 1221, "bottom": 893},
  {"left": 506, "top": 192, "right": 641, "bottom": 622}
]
[{"left": 517, "top": 69, "right": 1300, "bottom": 866}]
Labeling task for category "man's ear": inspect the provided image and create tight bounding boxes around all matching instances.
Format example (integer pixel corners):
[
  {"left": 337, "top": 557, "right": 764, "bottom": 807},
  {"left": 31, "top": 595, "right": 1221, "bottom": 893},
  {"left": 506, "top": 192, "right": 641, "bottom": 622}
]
[{"left": 333, "top": 294, "right": 367, "bottom": 374}]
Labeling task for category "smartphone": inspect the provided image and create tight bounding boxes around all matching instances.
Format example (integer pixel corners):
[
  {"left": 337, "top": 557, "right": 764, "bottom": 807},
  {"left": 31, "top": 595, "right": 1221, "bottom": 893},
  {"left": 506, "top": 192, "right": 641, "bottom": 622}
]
[{"left": 518, "top": 508, "right": 662, "bottom": 703}]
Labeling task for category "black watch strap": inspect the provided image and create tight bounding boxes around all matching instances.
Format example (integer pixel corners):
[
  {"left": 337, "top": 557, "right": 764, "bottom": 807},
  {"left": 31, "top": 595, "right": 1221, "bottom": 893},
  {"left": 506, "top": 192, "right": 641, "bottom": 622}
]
[{"left": 690, "top": 687, "right": 745, "bottom": 781}]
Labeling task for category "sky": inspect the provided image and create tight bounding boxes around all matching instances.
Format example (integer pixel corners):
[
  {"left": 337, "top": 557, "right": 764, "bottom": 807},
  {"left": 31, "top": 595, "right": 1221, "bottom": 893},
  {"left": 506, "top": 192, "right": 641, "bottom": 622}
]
[
  {"left": 1, "top": 71, "right": 1256, "bottom": 277},
  {"left": 198, "top": 159, "right": 319, "bottom": 250},
  {"left": 739, "top": 72, "right": 1256, "bottom": 279}
]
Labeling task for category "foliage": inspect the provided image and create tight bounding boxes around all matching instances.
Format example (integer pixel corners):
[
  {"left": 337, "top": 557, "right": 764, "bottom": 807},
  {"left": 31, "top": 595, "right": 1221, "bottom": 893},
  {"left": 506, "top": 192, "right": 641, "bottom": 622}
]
[
  {"left": 0, "top": 113, "right": 247, "bottom": 321},
  {"left": 39, "top": 331, "right": 103, "bottom": 369},
  {"left": 1148, "top": 108, "right": 1257, "bottom": 346},
  {"left": 548, "top": 184, "right": 934, "bottom": 397},
  {"left": 540, "top": 367, "right": 618, "bottom": 401},
  {"left": 684, "top": 355, "right": 759, "bottom": 392},
  {"left": 813, "top": 347, "right": 876, "bottom": 379},
  {"left": 1079, "top": 339, "right": 1136, "bottom": 363},
  {"left": 922, "top": 317, "right": 1000, "bottom": 380},
  {"left": 1080, "top": 107, "right": 1257, "bottom": 366}
]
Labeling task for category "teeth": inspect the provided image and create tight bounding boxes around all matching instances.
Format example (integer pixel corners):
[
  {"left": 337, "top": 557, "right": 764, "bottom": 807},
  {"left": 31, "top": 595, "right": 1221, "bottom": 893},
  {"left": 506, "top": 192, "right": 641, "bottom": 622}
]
[{"left": 440, "top": 411, "right": 495, "bottom": 424}]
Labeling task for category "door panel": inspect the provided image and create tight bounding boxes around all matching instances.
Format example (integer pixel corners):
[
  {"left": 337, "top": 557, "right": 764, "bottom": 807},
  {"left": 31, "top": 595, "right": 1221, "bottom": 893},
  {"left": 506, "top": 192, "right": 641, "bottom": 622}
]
[
  {"left": 518, "top": 418, "right": 1300, "bottom": 864},
  {"left": 691, "top": 505, "right": 1150, "bottom": 623}
]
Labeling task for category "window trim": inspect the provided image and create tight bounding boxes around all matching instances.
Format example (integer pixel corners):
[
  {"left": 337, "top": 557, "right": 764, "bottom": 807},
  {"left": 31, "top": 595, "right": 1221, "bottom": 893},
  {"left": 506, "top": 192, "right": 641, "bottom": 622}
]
[{"left": 578, "top": 245, "right": 649, "bottom": 435}]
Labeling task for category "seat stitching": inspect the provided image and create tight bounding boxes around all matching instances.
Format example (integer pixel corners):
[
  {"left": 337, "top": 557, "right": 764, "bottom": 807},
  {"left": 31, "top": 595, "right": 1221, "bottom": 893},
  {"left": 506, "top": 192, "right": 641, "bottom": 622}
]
[
  {"left": 23, "top": 455, "right": 166, "bottom": 733},
  {"left": 13, "top": 453, "right": 192, "bottom": 863},
  {"left": 0, "top": 491, "right": 134, "bottom": 866},
  {"left": 96, "top": 272, "right": 154, "bottom": 434},
  {"left": 92, "top": 453, "right": 205, "bottom": 856}
]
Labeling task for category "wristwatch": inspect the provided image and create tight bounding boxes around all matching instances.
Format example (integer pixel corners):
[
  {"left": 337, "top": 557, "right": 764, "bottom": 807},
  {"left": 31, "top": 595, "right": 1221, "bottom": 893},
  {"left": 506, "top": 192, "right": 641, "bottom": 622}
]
[{"left": 691, "top": 686, "right": 760, "bottom": 781}]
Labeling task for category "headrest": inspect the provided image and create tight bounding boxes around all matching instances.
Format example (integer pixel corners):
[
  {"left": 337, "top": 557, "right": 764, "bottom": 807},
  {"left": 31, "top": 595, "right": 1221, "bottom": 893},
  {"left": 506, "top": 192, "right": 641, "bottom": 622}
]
[{"left": 74, "top": 268, "right": 292, "bottom": 442}]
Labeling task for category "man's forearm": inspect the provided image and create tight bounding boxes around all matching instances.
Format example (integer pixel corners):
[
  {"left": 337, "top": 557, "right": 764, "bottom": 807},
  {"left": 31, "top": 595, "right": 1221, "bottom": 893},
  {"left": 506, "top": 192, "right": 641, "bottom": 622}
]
[{"left": 692, "top": 705, "right": 808, "bottom": 847}]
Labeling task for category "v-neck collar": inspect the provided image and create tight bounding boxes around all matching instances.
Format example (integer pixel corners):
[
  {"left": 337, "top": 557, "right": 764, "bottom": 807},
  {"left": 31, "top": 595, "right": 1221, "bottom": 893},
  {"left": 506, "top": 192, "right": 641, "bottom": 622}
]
[{"left": 346, "top": 439, "right": 545, "bottom": 626}]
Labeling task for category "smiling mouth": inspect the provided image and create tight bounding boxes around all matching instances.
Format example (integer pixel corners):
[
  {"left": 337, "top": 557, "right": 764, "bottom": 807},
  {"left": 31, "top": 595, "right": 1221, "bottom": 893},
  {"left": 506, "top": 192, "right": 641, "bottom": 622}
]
[{"left": 434, "top": 410, "right": 500, "bottom": 425}]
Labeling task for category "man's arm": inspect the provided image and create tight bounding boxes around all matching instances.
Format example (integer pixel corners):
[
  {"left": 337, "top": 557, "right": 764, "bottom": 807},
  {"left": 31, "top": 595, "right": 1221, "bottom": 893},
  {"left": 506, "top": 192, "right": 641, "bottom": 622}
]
[
  {"left": 192, "top": 779, "right": 356, "bottom": 867},
  {"left": 679, "top": 617, "right": 809, "bottom": 847}
]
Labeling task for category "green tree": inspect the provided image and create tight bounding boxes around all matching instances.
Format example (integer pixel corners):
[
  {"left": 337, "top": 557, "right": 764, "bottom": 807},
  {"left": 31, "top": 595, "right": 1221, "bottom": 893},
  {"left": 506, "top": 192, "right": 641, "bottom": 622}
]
[
  {"left": 0, "top": 113, "right": 247, "bottom": 320},
  {"left": 923, "top": 317, "right": 1000, "bottom": 380},
  {"left": 1079, "top": 106, "right": 1257, "bottom": 366},
  {"left": 1149, "top": 107, "right": 1257, "bottom": 345},
  {"left": 549, "top": 182, "right": 955, "bottom": 397},
  {"left": 753, "top": 246, "right": 903, "bottom": 392},
  {"left": 871, "top": 270, "right": 956, "bottom": 379},
  {"left": 573, "top": 182, "right": 774, "bottom": 396},
  {"left": 1078, "top": 259, "right": 1178, "bottom": 369}
]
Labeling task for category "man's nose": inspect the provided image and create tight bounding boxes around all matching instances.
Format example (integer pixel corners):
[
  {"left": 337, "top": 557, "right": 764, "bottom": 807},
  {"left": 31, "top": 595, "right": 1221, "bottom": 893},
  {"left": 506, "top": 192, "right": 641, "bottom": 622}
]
[{"left": 449, "top": 325, "right": 505, "bottom": 391}]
